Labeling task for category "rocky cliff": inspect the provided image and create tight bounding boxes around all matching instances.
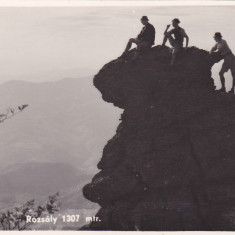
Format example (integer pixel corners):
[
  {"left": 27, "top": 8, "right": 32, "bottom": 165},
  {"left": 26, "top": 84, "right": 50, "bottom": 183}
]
[{"left": 82, "top": 46, "right": 235, "bottom": 231}]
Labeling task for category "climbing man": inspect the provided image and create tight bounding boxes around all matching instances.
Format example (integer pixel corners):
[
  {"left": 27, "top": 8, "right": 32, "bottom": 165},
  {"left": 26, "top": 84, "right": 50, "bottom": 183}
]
[
  {"left": 120, "top": 16, "right": 155, "bottom": 60},
  {"left": 210, "top": 32, "right": 235, "bottom": 93},
  {"left": 162, "top": 18, "right": 189, "bottom": 65}
]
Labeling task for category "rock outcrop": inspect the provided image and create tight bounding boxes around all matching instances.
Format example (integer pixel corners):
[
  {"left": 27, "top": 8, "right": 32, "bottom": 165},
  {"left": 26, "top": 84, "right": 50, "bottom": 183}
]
[{"left": 82, "top": 46, "right": 235, "bottom": 230}]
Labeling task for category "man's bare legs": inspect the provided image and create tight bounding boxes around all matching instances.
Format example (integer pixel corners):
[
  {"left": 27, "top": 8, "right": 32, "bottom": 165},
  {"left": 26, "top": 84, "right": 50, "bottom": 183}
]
[
  {"left": 162, "top": 34, "right": 175, "bottom": 47},
  {"left": 228, "top": 71, "right": 235, "bottom": 93},
  {"left": 162, "top": 24, "right": 171, "bottom": 46},
  {"left": 121, "top": 39, "right": 151, "bottom": 61},
  {"left": 219, "top": 67, "right": 226, "bottom": 92},
  {"left": 121, "top": 38, "right": 137, "bottom": 57},
  {"left": 162, "top": 35, "right": 168, "bottom": 47},
  {"left": 162, "top": 34, "right": 180, "bottom": 65}
]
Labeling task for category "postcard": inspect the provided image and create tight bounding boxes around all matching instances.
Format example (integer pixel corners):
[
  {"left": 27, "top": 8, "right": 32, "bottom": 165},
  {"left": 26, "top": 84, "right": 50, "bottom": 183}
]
[{"left": 0, "top": 1, "right": 234, "bottom": 233}]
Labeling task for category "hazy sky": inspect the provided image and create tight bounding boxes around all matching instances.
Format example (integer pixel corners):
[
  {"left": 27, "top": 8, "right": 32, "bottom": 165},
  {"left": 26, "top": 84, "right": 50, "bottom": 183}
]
[{"left": 0, "top": 6, "right": 235, "bottom": 87}]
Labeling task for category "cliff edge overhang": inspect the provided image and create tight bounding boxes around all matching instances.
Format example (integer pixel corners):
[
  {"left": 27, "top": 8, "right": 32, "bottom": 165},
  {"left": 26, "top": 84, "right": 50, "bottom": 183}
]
[
  {"left": 94, "top": 46, "right": 221, "bottom": 109},
  {"left": 82, "top": 46, "right": 235, "bottom": 231}
]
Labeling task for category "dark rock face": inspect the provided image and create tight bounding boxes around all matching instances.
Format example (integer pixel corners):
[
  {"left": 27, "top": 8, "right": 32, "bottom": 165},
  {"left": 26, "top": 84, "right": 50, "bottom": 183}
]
[{"left": 82, "top": 46, "right": 235, "bottom": 231}]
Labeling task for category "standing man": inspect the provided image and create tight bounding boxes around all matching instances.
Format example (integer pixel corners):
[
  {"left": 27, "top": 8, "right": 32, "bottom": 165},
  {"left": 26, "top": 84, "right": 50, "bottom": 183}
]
[
  {"left": 120, "top": 16, "right": 155, "bottom": 60},
  {"left": 162, "top": 18, "right": 189, "bottom": 65},
  {"left": 210, "top": 32, "right": 235, "bottom": 93}
]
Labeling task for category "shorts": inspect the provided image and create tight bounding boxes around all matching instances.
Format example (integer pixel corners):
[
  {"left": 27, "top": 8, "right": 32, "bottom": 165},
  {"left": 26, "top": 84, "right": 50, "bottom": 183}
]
[
  {"left": 221, "top": 53, "right": 235, "bottom": 73},
  {"left": 168, "top": 36, "right": 183, "bottom": 51},
  {"left": 134, "top": 38, "right": 151, "bottom": 51}
]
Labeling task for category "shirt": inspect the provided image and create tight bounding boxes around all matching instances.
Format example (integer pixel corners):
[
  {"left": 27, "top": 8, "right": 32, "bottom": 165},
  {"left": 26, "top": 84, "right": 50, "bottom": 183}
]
[
  {"left": 169, "top": 27, "right": 187, "bottom": 44},
  {"left": 137, "top": 23, "right": 155, "bottom": 45},
  {"left": 212, "top": 39, "right": 233, "bottom": 56}
]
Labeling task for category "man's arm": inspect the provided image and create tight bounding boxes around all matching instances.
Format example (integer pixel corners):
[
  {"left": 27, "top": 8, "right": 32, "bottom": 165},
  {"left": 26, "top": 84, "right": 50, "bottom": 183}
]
[
  {"left": 164, "top": 24, "right": 171, "bottom": 36},
  {"left": 181, "top": 29, "right": 189, "bottom": 48},
  {"left": 185, "top": 34, "right": 189, "bottom": 48},
  {"left": 138, "top": 24, "right": 155, "bottom": 44},
  {"left": 137, "top": 27, "right": 144, "bottom": 40},
  {"left": 210, "top": 44, "right": 218, "bottom": 54},
  {"left": 137, "top": 32, "right": 142, "bottom": 40},
  {"left": 216, "top": 40, "right": 227, "bottom": 54},
  {"left": 146, "top": 25, "right": 155, "bottom": 45}
]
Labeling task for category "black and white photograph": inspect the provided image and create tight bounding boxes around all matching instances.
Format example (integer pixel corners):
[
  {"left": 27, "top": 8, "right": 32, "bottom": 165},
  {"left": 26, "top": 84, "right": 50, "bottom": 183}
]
[{"left": 0, "top": 0, "right": 235, "bottom": 232}]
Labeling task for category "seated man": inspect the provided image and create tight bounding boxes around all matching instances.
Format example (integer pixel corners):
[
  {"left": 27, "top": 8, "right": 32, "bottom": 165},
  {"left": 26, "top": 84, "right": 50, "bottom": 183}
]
[
  {"left": 120, "top": 16, "right": 155, "bottom": 60},
  {"left": 162, "top": 18, "right": 189, "bottom": 65},
  {"left": 210, "top": 32, "right": 235, "bottom": 93}
]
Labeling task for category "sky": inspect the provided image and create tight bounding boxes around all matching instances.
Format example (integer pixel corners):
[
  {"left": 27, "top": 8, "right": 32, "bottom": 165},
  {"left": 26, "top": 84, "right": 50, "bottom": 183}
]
[{"left": 0, "top": 6, "right": 235, "bottom": 88}]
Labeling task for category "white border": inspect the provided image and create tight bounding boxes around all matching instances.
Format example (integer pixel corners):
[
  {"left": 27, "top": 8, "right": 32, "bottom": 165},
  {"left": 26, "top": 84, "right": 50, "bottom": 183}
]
[
  {"left": 0, "top": 0, "right": 235, "bottom": 7},
  {"left": 1, "top": 230, "right": 235, "bottom": 234},
  {"left": 1, "top": 1, "right": 235, "bottom": 235}
]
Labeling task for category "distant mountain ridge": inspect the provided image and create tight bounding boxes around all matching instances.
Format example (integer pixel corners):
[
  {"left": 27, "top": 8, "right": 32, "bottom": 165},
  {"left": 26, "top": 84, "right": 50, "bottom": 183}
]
[{"left": 0, "top": 77, "right": 121, "bottom": 210}]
